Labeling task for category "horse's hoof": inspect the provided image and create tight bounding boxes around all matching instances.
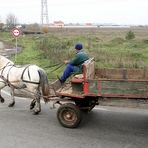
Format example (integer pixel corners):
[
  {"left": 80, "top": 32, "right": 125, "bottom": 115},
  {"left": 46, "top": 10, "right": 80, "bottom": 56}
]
[
  {"left": 33, "top": 111, "right": 39, "bottom": 115},
  {"left": 0, "top": 98, "right": 5, "bottom": 103},
  {"left": 30, "top": 100, "right": 36, "bottom": 110},
  {"left": 30, "top": 105, "right": 34, "bottom": 110},
  {"left": 8, "top": 102, "right": 15, "bottom": 107}
]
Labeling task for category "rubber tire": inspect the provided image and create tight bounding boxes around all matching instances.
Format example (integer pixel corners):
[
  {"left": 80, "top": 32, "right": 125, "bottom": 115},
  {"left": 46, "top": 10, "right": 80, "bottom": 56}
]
[{"left": 57, "top": 103, "right": 82, "bottom": 128}]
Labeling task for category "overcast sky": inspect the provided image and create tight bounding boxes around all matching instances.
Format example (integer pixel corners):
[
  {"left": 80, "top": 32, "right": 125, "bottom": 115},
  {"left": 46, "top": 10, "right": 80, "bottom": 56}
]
[{"left": 0, "top": 0, "right": 148, "bottom": 25}]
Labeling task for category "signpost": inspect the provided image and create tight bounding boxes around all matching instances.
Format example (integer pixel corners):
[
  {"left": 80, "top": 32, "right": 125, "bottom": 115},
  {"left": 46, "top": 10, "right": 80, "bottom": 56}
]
[{"left": 11, "top": 27, "right": 21, "bottom": 62}]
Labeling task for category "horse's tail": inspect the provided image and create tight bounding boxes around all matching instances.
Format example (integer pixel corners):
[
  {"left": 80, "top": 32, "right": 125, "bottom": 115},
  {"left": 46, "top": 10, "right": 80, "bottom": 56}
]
[{"left": 38, "top": 69, "right": 49, "bottom": 103}]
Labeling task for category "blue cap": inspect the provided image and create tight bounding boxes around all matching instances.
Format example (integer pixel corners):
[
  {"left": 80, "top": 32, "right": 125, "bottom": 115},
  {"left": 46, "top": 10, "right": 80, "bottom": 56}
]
[{"left": 75, "top": 43, "right": 83, "bottom": 50}]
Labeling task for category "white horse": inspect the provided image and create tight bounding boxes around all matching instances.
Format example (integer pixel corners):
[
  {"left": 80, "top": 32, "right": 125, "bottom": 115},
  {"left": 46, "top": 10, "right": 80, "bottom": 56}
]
[{"left": 0, "top": 55, "right": 50, "bottom": 114}]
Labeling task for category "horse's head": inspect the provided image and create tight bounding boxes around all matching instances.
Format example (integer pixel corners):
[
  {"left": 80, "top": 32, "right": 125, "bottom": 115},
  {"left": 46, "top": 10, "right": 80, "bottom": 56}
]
[{"left": 0, "top": 55, "right": 14, "bottom": 69}]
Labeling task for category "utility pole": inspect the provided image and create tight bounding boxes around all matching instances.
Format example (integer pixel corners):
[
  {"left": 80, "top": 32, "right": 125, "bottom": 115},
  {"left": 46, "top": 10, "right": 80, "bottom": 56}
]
[{"left": 41, "top": 0, "right": 49, "bottom": 25}]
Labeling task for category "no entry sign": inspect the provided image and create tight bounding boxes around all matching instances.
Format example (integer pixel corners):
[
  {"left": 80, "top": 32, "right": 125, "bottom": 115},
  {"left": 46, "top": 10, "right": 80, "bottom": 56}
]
[
  {"left": 11, "top": 27, "right": 21, "bottom": 62},
  {"left": 11, "top": 27, "right": 21, "bottom": 37}
]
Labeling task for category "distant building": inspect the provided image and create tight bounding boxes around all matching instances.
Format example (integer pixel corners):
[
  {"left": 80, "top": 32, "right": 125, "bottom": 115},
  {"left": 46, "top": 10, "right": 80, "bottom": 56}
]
[
  {"left": 15, "top": 25, "right": 22, "bottom": 28},
  {"left": 53, "top": 21, "right": 64, "bottom": 28},
  {"left": 85, "top": 23, "right": 92, "bottom": 26}
]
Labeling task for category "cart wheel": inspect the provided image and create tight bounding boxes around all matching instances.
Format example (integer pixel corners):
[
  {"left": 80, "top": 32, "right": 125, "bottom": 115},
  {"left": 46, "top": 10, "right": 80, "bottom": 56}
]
[{"left": 57, "top": 103, "right": 82, "bottom": 128}]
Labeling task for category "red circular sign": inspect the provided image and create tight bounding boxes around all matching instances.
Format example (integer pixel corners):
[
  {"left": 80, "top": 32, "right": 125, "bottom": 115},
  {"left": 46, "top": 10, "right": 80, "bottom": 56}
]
[{"left": 11, "top": 28, "right": 21, "bottom": 37}]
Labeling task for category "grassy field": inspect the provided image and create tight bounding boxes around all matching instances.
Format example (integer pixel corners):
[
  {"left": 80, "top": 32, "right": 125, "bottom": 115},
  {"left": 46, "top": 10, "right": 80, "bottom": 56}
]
[{"left": 0, "top": 27, "right": 148, "bottom": 80}]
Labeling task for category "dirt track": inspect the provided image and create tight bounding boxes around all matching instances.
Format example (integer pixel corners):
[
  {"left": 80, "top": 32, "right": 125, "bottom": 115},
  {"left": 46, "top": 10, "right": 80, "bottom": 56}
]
[{"left": 0, "top": 41, "right": 21, "bottom": 58}]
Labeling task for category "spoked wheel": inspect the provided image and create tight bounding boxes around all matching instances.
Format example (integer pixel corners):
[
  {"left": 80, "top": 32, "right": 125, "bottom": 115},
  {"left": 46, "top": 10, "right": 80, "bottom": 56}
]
[{"left": 57, "top": 103, "right": 82, "bottom": 128}]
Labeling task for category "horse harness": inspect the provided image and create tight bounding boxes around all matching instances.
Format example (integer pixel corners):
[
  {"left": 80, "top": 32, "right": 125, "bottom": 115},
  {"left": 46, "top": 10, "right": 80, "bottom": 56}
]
[{"left": 0, "top": 64, "right": 40, "bottom": 89}]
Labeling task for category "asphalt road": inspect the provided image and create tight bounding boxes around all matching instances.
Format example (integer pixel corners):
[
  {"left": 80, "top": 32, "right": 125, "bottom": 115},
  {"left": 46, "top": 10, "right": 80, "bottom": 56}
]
[{"left": 0, "top": 90, "right": 148, "bottom": 148}]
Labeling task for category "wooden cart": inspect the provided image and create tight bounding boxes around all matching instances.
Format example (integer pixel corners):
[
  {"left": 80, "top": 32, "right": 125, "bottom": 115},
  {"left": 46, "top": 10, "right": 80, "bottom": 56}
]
[{"left": 51, "top": 58, "right": 148, "bottom": 128}]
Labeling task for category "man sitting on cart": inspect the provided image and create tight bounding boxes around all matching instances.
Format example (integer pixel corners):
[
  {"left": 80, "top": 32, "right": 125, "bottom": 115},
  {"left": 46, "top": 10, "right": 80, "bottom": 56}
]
[{"left": 58, "top": 43, "right": 89, "bottom": 84}]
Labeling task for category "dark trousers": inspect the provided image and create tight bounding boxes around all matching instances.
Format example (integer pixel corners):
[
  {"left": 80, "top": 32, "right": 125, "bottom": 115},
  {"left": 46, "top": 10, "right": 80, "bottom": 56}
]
[{"left": 60, "top": 64, "right": 74, "bottom": 82}]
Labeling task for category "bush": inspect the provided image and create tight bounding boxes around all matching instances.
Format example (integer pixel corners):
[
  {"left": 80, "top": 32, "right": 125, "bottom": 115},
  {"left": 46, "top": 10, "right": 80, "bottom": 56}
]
[
  {"left": 143, "top": 39, "right": 148, "bottom": 44},
  {"left": 36, "top": 37, "right": 74, "bottom": 63},
  {"left": 41, "top": 26, "right": 49, "bottom": 33},
  {"left": 125, "top": 30, "right": 135, "bottom": 40}
]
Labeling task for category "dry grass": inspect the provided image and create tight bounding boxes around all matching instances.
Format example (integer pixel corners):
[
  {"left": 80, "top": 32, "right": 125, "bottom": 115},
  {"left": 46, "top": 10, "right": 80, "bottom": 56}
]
[{"left": 38, "top": 27, "right": 148, "bottom": 69}]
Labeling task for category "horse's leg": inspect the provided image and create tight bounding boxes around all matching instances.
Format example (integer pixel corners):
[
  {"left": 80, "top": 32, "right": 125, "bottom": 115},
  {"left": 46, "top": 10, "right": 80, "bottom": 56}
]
[
  {"left": 33, "top": 90, "right": 41, "bottom": 115},
  {"left": 8, "top": 87, "right": 15, "bottom": 107},
  {"left": 30, "top": 99, "right": 36, "bottom": 110},
  {"left": 0, "top": 81, "right": 7, "bottom": 103},
  {"left": 0, "top": 90, "right": 5, "bottom": 103}
]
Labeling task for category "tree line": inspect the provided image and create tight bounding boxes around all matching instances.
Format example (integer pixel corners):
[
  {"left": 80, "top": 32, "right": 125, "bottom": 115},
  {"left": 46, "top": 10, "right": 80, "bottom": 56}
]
[{"left": 0, "top": 13, "right": 49, "bottom": 34}]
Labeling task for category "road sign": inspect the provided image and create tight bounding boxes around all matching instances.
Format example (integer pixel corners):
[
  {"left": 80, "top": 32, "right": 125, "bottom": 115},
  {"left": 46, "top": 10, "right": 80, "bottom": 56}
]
[
  {"left": 11, "top": 27, "right": 21, "bottom": 37},
  {"left": 11, "top": 27, "right": 21, "bottom": 62}
]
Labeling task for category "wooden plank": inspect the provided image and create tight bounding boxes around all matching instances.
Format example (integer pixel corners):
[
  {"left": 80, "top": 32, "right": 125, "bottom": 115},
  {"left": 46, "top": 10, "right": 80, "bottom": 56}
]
[
  {"left": 84, "top": 79, "right": 148, "bottom": 98},
  {"left": 87, "top": 80, "right": 98, "bottom": 94},
  {"left": 95, "top": 68, "right": 148, "bottom": 80},
  {"left": 100, "top": 80, "right": 148, "bottom": 97},
  {"left": 83, "top": 58, "right": 95, "bottom": 79},
  {"left": 56, "top": 84, "right": 84, "bottom": 98}
]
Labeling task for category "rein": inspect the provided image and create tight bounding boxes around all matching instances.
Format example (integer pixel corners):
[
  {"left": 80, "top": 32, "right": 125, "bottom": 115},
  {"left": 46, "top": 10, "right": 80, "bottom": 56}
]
[
  {"left": 49, "top": 63, "right": 64, "bottom": 73},
  {"left": 44, "top": 63, "right": 62, "bottom": 68}
]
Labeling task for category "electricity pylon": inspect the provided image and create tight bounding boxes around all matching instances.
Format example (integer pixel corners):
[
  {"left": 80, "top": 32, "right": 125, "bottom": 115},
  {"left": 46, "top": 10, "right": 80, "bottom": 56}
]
[{"left": 41, "top": 0, "right": 49, "bottom": 25}]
